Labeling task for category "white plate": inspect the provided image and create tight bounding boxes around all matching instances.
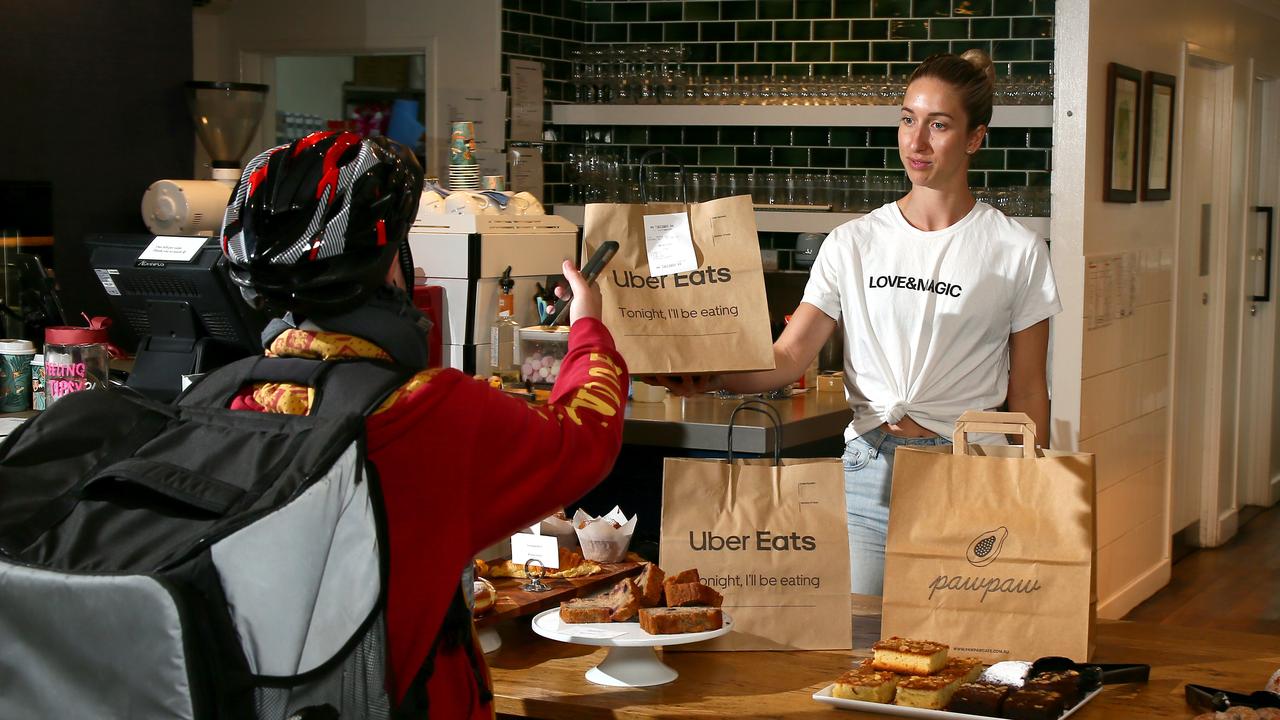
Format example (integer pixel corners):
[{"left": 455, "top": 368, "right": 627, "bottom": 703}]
[
  {"left": 530, "top": 607, "right": 733, "bottom": 647},
  {"left": 531, "top": 607, "right": 733, "bottom": 687},
  {"left": 813, "top": 684, "right": 1103, "bottom": 718}
]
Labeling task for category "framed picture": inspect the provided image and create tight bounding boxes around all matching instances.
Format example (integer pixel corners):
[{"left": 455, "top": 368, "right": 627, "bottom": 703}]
[
  {"left": 1141, "top": 71, "right": 1176, "bottom": 201},
  {"left": 1104, "top": 63, "right": 1142, "bottom": 203}
]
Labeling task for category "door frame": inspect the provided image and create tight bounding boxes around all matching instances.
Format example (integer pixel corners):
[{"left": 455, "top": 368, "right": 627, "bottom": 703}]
[
  {"left": 1169, "top": 44, "right": 1236, "bottom": 547},
  {"left": 1234, "top": 61, "right": 1280, "bottom": 509}
]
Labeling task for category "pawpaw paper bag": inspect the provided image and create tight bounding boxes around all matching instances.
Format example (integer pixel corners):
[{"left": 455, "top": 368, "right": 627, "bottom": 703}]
[
  {"left": 882, "top": 411, "right": 1096, "bottom": 663},
  {"left": 660, "top": 453, "right": 852, "bottom": 651},
  {"left": 582, "top": 194, "right": 774, "bottom": 375}
]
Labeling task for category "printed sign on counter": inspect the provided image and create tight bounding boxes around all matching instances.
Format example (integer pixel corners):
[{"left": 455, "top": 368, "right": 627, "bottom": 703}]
[{"left": 511, "top": 530, "right": 560, "bottom": 570}]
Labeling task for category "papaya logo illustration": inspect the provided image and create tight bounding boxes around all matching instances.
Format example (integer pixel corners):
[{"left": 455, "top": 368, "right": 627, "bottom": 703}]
[{"left": 965, "top": 527, "right": 1008, "bottom": 567}]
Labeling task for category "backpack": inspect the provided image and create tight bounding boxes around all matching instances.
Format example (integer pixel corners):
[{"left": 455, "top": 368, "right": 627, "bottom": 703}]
[{"left": 0, "top": 355, "right": 423, "bottom": 719}]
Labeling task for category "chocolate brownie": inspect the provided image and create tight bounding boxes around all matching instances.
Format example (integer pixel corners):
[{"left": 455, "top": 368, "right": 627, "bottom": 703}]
[
  {"left": 1002, "top": 688, "right": 1066, "bottom": 720},
  {"left": 946, "top": 682, "right": 1011, "bottom": 717},
  {"left": 1025, "top": 669, "right": 1082, "bottom": 707}
]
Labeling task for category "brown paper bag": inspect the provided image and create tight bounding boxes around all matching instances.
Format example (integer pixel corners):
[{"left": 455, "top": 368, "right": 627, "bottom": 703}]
[
  {"left": 659, "top": 402, "right": 851, "bottom": 651},
  {"left": 881, "top": 411, "right": 1096, "bottom": 662},
  {"left": 582, "top": 193, "right": 774, "bottom": 375}
]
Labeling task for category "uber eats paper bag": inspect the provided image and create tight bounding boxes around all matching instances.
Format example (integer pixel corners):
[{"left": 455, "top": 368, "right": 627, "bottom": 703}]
[
  {"left": 660, "top": 456, "right": 852, "bottom": 651},
  {"left": 882, "top": 411, "right": 1096, "bottom": 663},
  {"left": 582, "top": 195, "right": 774, "bottom": 375}
]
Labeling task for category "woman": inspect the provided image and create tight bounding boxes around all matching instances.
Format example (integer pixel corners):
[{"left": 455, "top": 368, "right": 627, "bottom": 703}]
[{"left": 650, "top": 50, "right": 1060, "bottom": 595}]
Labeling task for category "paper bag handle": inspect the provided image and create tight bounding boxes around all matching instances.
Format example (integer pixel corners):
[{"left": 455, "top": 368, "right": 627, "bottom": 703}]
[
  {"left": 637, "top": 148, "right": 689, "bottom": 205},
  {"left": 727, "top": 400, "right": 783, "bottom": 466},
  {"left": 951, "top": 410, "right": 1037, "bottom": 459}
]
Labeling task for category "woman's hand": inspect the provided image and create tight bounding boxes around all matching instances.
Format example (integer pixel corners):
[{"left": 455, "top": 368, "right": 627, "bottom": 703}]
[
  {"left": 638, "top": 374, "right": 723, "bottom": 397},
  {"left": 556, "top": 259, "right": 602, "bottom": 324}
]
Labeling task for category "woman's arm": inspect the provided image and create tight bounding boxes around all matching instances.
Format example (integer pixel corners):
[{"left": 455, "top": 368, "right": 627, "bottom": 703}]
[
  {"left": 722, "top": 302, "right": 837, "bottom": 394},
  {"left": 645, "top": 302, "right": 837, "bottom": 396},
  {"left": 1007, "top": 319, "right": 1050, "bottom": 448}
]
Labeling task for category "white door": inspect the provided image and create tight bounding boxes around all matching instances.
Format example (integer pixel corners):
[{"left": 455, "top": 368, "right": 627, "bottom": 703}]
[
  {"left": 1170, "top": 59, "right": 1232, "bottom": 538},
  {"left": 1238, "top": 75, "right": 1280, "bottom": 508}
]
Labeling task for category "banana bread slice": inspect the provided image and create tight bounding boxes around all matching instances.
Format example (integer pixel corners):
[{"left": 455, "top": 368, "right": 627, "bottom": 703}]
[
  {"left": 664, "top": 581, "right": 723, "bottom": 608},
  {"left": 635, "top": 562, "right": 666, "bottom": 607},
  {"left": 638, "top": 606, "right": 723, "bottom": 635},
  {"left": 559, "top": 598, "right": 613, "bottom": 624}
]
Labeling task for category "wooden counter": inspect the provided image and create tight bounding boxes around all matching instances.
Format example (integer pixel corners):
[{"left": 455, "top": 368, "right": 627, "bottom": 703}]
[
  {"left": 623, "top": 390, "right": 852, "bottom": 453},
  {"left": 488, "top": 595, "right": 1280, "bottom": 719}
]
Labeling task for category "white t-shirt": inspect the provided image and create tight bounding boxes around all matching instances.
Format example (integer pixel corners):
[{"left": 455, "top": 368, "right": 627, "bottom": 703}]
[{"left": 801, "top": 200, "right": 1061, "bottom": 442}]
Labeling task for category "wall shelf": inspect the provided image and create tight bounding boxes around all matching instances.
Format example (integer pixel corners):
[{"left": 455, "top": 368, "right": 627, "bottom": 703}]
[
  {"left": 553, "top": 205, "right": 1049, "bottom": 237},
  {"left": 550, "top": 103, "right": 1053, "bottom": 128}
]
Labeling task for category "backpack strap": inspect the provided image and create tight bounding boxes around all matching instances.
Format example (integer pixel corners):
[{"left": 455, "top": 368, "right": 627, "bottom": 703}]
[{"left": 177, "top": 356, "right": 417, "bottom": 419}]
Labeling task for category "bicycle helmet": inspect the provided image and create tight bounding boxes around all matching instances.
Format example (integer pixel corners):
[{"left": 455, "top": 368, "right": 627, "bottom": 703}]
[{"left": 221, "top": 131, "right": 423, "bottom": 316}]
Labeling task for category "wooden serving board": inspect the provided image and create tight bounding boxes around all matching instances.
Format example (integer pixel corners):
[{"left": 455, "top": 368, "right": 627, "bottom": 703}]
[{"left": 475, "top": 561, "right": 643, "bottom": 629}]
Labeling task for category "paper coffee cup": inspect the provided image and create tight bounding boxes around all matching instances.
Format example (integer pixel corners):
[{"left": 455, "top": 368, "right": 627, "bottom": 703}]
[{"left": 0, "top": 339, "right": 37, "bottom": 412}]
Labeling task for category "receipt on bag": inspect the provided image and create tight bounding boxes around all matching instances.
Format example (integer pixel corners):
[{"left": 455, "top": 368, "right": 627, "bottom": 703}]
[{"left": 643, "top": 212, "right": 698, "bottom": 277}]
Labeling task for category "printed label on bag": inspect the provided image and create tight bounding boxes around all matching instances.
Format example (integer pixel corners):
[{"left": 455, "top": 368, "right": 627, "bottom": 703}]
[
  {"left": 643, "top": 212, "right": 698, "bottom": 277},
  {"left": 922, "top": 527, "right": 1042, "bottom": 604},
  {"left": 686, "top": 529, "right": 824, "bottom": 591}
]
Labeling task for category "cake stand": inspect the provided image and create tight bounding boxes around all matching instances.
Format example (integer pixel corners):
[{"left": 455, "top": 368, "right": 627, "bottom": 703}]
[{"left": 530, "top": 608, "right": 733, "bottom": 687}]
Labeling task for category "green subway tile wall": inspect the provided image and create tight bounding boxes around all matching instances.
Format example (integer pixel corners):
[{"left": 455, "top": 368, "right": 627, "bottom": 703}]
[{"left": 500, "top": 0, "right": 1054, "bottom": 205}]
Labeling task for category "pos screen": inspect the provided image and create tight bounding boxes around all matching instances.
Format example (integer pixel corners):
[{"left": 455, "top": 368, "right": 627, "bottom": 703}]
[{"left": 85, "top": 233, "right": 269, "bottom": 401}]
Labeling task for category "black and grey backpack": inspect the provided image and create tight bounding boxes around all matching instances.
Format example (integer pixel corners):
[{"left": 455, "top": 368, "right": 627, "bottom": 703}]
[{"left": 0, "top": 356, "right": 420, "bottom": 719}]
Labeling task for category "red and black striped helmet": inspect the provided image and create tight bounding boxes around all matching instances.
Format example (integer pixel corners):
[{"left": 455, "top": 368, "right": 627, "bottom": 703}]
[{"left": 220, "top": 131, "right": 422, "bottom": 315}]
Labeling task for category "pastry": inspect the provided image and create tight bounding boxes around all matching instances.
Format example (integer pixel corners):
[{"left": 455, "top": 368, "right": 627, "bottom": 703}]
[
  {"left": 471, "top": 578, "right": 496, "bottom": 616},
  {"left": 1025, "top": 669, "right": 1082, "bottom": 707},
  {"left": 635, "top": 562, "right": 666, "bottom": 607},
  {"left": 1002, "top": 688, "right": 1066, "bottom": 720},
  {"left": 894, "top": 672, "right": 964, "bottom": 709},
  {"left": 872, "top": 637, "right": 950, "bottom": 675},
  {"left": 831, "top": 659, "right": 899, "bottom": 704},
  {"left": 946, "top": 682, "right": 1011, "bottom": 716},
  {"left": 664, "top": 581, "right": 723, "bottom": 608},
  {"left": 482, "top": 547, "right": 602, "bottom": 579},
  {"left": 638, "top": 606, "right": 723, "bottom": 635}
]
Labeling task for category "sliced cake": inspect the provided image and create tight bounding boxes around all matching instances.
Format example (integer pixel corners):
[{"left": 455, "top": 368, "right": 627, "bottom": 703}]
[
  {"left": 946, "top": 682, "right": 1011, "bottom": 717},
  {"left": 1024, "top": 670, "right": 1082, "bottom": 707},
  {"left": 831, "top": 659, "right": 899, "bottom": 704},
  {"left": 638, "top": 606, "right": 723, "bottom": 635},
  {"left": 600, "top": 577, "right": 642, "bottom": 621},
  {"left": 634, "top": 562, "right": 666, "bottom": 607},
  {"left": 872, "top": 637, "right": 949, "bottom": 675},
  {"left": 558, "top": 597, "right": 613, "bottom": 624},
  {"left": 941, "top": 656, "right": 987, "bottom": 684},
  {"left": 893, "top": 672, "right": 964, "bottom": 710},
  {"left": 1002, "top": 688, "right": 1067, "bottom": 720},
  {"left": 664, "top": 581, "right": 723, "bottom": 608}
]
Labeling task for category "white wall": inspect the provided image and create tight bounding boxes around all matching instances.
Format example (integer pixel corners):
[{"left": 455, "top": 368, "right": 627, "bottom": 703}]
[
  {"left": 274, "top": 56, "right": 354, "bottom": 120},
  {"left": 192, "top": 0, "right": 501, "bottom": 178},
  {"left": 1053, "top": 0, "right": 1280, "bottom": 619}
]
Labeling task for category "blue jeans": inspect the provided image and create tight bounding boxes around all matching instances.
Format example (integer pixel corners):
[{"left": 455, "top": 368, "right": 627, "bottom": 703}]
[{"left": 843, "top": 426, "right": 952, "bottom": 595}]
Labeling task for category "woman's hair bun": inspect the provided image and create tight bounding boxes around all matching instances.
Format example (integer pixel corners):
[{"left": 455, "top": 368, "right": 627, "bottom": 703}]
[{"left": 960, "top": 48, "right": 996, "bottom": 85}]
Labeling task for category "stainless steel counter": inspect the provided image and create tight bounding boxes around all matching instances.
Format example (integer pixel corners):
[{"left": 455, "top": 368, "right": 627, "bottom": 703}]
[{"left": 622, "top": 390, "right": 852, "bottom": 453}]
